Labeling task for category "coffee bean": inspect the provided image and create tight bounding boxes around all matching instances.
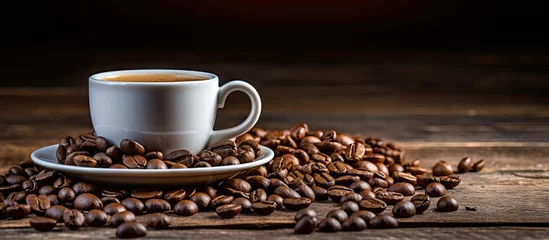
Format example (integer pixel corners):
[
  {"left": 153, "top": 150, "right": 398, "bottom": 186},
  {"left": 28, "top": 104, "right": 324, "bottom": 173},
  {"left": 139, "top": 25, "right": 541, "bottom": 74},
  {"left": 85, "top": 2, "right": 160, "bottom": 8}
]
[
  {"left": 120, "top": 139, "right": 145, "bottom": 155},
  {"left": 198, "top": 150, "right": 223, "bottom": 166},
  {"left": 101, "top": 197, "right": 120, "bottom": 205},
  {"left": 362, "top": 153, "right": 385, "bottom": 164},
  {"left": 56, "top": 145, "right": 67, "bottom": 163},
  {"left": 311, "top": 152, "right": 332, "bottom": 165},
  {"left": 163, "top": 189, "right": 186, "bottom": 203},
  {"left": 339, "top": 192, "right": 363, "bottom": 204},
  {"left": 341, "top": 201, "right": 360, "bottom": 215},
  {"left": 236, "top": 133, "right": 254, "bottom": 144},
  {"left": 63, "top": 209, "right": 85, "bottom": 230},
  {"left": 116, "top": 222, "right": 147, "bottom": 238},
  {"left": 345, "top": 143, "right": 366, "bottom": 162},
  {"left": 174, "top": 200, "right": 199, "bottom": 216},
  {"left": 102, "top": 189, "right": 129, "bottom": 198},
  {"left": 188, "top": 192, "right": 211, "bottom": 210},
  {"left": 122, "top": 155, "right": 147, "bottom": 169},
  {"left": 294, "top": 216, "right": 317, "bottom": 234},
  {"left": 350, "top": 210, "right": 376, "bottom": 222},
  {"left": 389, "top": 164, "right": 405, "bottom": 175},
  {"left": 334, "top": 175, "right": 360, "bottom": 186},
  {"left": 311, "top": 185, "right": 329, "bottom": 200},
  {"left": 358, "top": 189, "right": 375, "bottom": 199},
  {"left": 74, "top": 193, "right": 103, "bottom": 211},
  {"left": 53, "top": 177, "right": 72, "bottom": 189},
  {"left": 251, "top": 201, "right": 277, "bottom": 215},
  {"left": 165, "top": 150, "right": 197, "bottom": 167},
  {"left": 358, "top": 197, "right": 387, "bottom": 214},
  {"left": 327, "top": 185, "right": 353, "bottom": 203},
  {"left": 368, "top": 178, "right": 388, "bottom": 188},
  {"left": 289, "top": 123, "right": 308, "bottom": 141},
  {"left": 199, "top": 186, "right": 217, "bottom": 199},
  {"left": 145, "top": 159, "right": 168, "bottom": 169},
  {"left": 342, "top": 216, "right": 367, "bottom": 231},
  {"left": 64, "top": 151, "right": 90, "bottom": 166},
  {"left": 75, "top": 134, "right": 96, "bottom": 152},
  {"left": 273, "top": 186, "right": 301, "bottom": 199},
  {"left": 93, "top": 136, "right": 111, "bottom": 152},
  {"left": 236, "top": 145, "right": 256, "bottom": 163},
  {"left": 386, "top": 182, "right": 415, "bottom": 196},
  {"left": 318, "top": 217, "right": 342, "bottom": 232},
  {"left": 24, "top": 168, "right": 38, "bottom": 178},
  {"left": 121, "top": 198, "right": 145, "bottom": 215},
  {"left": 106, "top": 145, "right": 123, "bottom": 164},
  {"left": 210, "top": 195, "right": 234, "bottom": 209},
  {"left": 144, "top": 151, "right": 164, "bottom": 160},
  {"left": 104, "top": 203, "right": 127, "bottom": 215},
  {"left": 85, "top": 209, "right": 109, "bottom": 227},
  {"left": 437, "top": 195, "right": 459, "bottom": 212},
  {"left": 294, "top": 208, "right": 317, "bottom": 222},
  {"left": 58, "top": 187, "right": 76, "bottom": 203},
  {"left": 6, "top": 203, "right": 31, "bottom": 219},
  {"left": 433, "top": 161, "right": 454, "bottom": 176},
  {"left": 38, "top": 185, "right": 56, "bottom": 196},
  {"left": 222, "top": 179, "right": 252, "bottom": 194},
  {"left": 439, "top": 175, "right": 461, "bottom": 189},
  {"left": 209, "top": 139, "right": 237, "bottom": 158},
  {"left": 26, "top": 194, "right": 50, "bottom": 214},
  {"left": 7, "top": 191, "right": 27, "bottom": 203},
  {"left": 471, "top": 159, "right": 486, "bottom": 172},
  {"left": 45, "top": 205, "right": 68, "bottom": 222},
  {"left": 220, "top": 156, "right": 240, "bottom": 165},
  {"left": 391, "top": 172, "right": 417, "bottom": 185},
  {"left": 216, "top": 204, "right": 242, "bottom": 219},
  {"left": 73, "top": 155, "right": 98, "bottom": 168},
  {"left": 30, "top": 216, "right": 57, "bottom": 231},
  {"left": 263, "top": 195, "right": 281, "bottom": 209},
  {"left": 5, "top": 175, "right": 27, "bottom": 185},
  {"left": 131, "top": 189, "right": 163, "bottom": 200},
  {"left": 376, "top": 191, "right": 404, "bottom": 205},
  {"left": 392, "top": 201, "right": 416, "bottom": 218},
  {"left": 250, "top": 189, "right": 268, "bottom": 203},
  {"left": 47, "top": 194, "right": 60, "bottom": 205},
  {"left": 416, "top": 175, "right": 440, "bottom": 188},
  {"left": 193, "top": 161, "right": 212, "bottom": 168},
  {"left": 283, "top": 197, "right": 312, "bottom": 211},
  {"left": 110, "top": 211, "right": 136, "bottom": 227},
  {"left": 406, "top": 167, "right": 429, "bottom": 176},
  {"left": 458, "top": 157, "right": 472, "bottom": 173},
  {"left": 144, "top": 198, "right": 171, "bottom": 213},
  {"left": 245, "top": 176, "right": 270, "bottom": 190},
  {"left": 425, "top": 182, "right": 447, "bottom": 197},
  {"left": 326, "top": 209, "right": 348, "bottom": 223},
  {"left": 410, "top": 194, "right": 430, "bottom": 214},
  {"left": 146, "top": 213, "right": 171, "bottom": 229},
  {"left": 368, "top": 215, "right": 399, "bottom": 229},
  {"left": 22, "top": 180, "right": 38, "bottom": 193},
  {"left": 72, "top": 182, "right": 98, "bottom": 195},
  {"left": 294, "top": 184, "right": 316, "bottom": 201}
]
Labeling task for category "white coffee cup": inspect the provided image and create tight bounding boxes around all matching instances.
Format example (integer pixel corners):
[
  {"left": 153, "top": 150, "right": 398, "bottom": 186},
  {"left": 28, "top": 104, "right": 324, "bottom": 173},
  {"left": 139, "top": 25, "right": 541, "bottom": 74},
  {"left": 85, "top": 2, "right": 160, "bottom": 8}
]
[{"left": 89, "top": 69, "right": 261, "bottom": 154}]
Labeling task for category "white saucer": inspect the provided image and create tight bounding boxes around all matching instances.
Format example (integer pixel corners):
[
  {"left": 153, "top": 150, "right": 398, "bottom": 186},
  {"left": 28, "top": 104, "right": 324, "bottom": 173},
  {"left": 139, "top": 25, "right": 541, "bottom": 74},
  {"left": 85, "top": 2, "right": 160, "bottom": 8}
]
[{"left": 31, "top": 144, "right": 274, "bottom": 187}]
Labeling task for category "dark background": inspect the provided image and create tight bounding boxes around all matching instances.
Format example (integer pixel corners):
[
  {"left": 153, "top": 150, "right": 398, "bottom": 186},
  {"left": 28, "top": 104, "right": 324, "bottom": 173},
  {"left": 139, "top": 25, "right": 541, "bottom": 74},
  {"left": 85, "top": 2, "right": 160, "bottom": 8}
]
[{"left": 1, "top": 1, "right": 548, "bottom": 93}]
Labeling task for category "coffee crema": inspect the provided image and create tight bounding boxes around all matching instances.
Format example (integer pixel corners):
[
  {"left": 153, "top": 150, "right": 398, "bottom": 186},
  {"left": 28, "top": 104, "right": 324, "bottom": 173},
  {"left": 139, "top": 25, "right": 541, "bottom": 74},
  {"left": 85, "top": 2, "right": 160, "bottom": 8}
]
[{"left": 102, "top": 74, "right": 209, "bottom": 83}]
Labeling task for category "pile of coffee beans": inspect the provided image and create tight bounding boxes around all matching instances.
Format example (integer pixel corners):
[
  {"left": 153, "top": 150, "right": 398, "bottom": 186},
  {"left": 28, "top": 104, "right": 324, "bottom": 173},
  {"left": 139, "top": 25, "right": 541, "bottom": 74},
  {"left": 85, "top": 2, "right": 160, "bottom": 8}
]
[
  {"left": 0, "top": 123, "right": 486, "bottom": 238},
  {"left": 56, "top": 134, "right": 259, "bottom": 169}
]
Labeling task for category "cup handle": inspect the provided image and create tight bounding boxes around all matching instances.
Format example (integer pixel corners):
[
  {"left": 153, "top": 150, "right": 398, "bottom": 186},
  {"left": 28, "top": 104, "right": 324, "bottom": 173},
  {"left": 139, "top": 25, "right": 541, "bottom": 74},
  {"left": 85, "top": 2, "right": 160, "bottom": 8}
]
[{"left": 208, "top": 80, "right": 262, "bottom": 146}]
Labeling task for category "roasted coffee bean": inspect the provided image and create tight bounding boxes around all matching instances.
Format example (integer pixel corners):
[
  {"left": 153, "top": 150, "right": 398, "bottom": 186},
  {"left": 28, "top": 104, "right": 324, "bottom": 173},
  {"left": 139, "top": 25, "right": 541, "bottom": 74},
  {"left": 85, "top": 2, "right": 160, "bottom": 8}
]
[
  {"left": 235, "top": 133, "right": 254, "bottom": 144},
  {"left": 327, "top": 162, "right": 347, "bottom": 176},
  {"left": 346, "top": 169, "right": 374, "bottom": 181},
  {"left": 388, "top": 164, "right": 405, "bottom": 175},
  {"left": 200, "top": 186, "right": 218, "bottom": 199},
  {"left": 439, "top": 175, "right": 461, "bottom": 189},
  {"left": 197, "top": 150, "right": 223, "bottom": 166},
  {"left": 106, "top": 145, "right": 123, "bottom": 164},
  {"left": 410, "top": 194, "right": 430, "bottom": 214},
  {"left": 93, "top": 136, "right": 111, "bottom": 152},
  {"left": 53, "top": 177, "right": 72, "bottom": 189},
  {"left": 349, "top": 181, "right": 370, "bottom": 193},
  {"left": 425, "top": 182, "right": 447, "bottom": 197},
  {"left": 29, "top": 216, "right": 57, "bottom": 231},
  {"left": 471, "top": 159, "right": 486, "bottom": 172},
  {"left": 188, "top": 192, "right": 211, "bottom": 210},
  {"left": 58, "top": 187, "right": 76, "bottom": 202},
  {"left": 102, "top": 189, "right": 129, "bottom": 198},
  {"left": 163, "top": 189, "right": 186, "bottom": 203},
  {"left": 56, "top": 145, "right": 67, "bottom": 163},
  {"left": 121, "top": 198, "right": 145, "bottom": 215},
  {"left": 350, "top": 210, "right": 376, "bottom": 222},
  {"left": 47, "top": 194, "right": 60, "bottom": 205},
  {"left": 146, "top": 213, "right": 171, "bottom": 229},
  {"left": 375, "top": 163, "right": 390, "bottom": 176},
  {"left": 209, "top": 139, "right": 237, "bottom": 158},
  {"left": 250, "top": 189, "right": 267, "bottom": 203},
  {"left": 341, "top": 201, "right": 360, "bottom": 215},
  {"left": 145, "top": 159, "right": 168, "bottom": 169},
  {"left": 236, "top": 145, "right": 256, "bottom": 164},
  {"left": 26, "top": 194, "right": 50, "bottom": 214},
  {"left": 385, "top": 177, "right": 395, "bottom": 185},
  {"left": 289, "top": 123, "right": 308, "bottom": 140},
  {"left": 120, "top": 139, "right": 145, "bottom": 155},
  {"left": 131, "top": 189, "right": 162, "bottom": 200},
  {"left": 110, "top": 211, "right": 136, "bottom": 227},
  {"left": 294, "top": 208, "right": 317, "bottom": 222},
  {"left": 345, "top": 143, "right": 366, "bottom": 162},
  {"left": 73, "top": 193, "right": 103, "bottom": 211},
  {"left": 437, "top": 195, "right": 459, "bottom": 212},
  {"left": 211, "top": 195, "right": 235, "bottom": 209},
  {"left": 358, "top": 189, "right": 376, "bottom": 199},
  {"left": 353, "top": 161, "right": 378, "bottom": 172},
  {"left": 221, "top": 156, "right": 240, "bottom": 165},
  {"left": 294, "top": 184, "right": 316, "bottom": 201},
  {"left": 174, "top": 200, "right": 199, "bottom": 216},
  {"left": 342, "top": 216, "right": 367, "bottom": 231},
  {"left": 165, "top": 150, "right": 197, "bottom": 167},
  {"left": 37, "top": 185, "right": 56, "bottom": 196},
  {"left": 376, "top": 191, "right": 404, "bottom": 205},
  {"left": 387, "top": 182, "right": 415, "bottom": 196},
  {"left": 251, "top": 201, "right": 277, "bottom": 215},
  {"left": 64, "top": 151, "right": 91, "bottom": 166},
  {"left": 433, "top": 161, "right": 454, "bottom": 176},
  {"left": 104, "top": 203, "right": 127, "bottom": 215},
  {"left": 72, "top": 182, "right": 98, "bottom": 195},
  {"left": 75, "top": 134, "right": 96, "bottom": 151},
  {"left": 73, "top": 155, "right": 97, "bottom": 168},
  {"left": 334, "top": 175, "right": 360, "bottom": 186},
  {"left": 392, "top": 201, "right": 416, "bottom": 218},
  {"left": 101, "top": 197, "right": 121, "bottom": 205},
  {"left": 116, "top": 222, "right": 147, "bottom": 238},
  {"left": 339, "top": 192, "right": 363, "bottom": 204},
  {"left": 145, "top": 198, "right": 171, "bottom": 213},
  {"left": 283, "top": 197, "right": 312, "bottom": 211},
  {"left": 86, "top": 209, "right": 109, "bottom": 227},
  {"left": 216, "top": 204, "right": 242, "bottom": 219},
  {"left": 314, "top": 173, "right": 335, "bottom": 188},
  {"left": 457, "top": 157, "right": 472, "bottom": 173},
  {"left": 232, "top": 197, "right": 252, "bottom": 212},
  {"left": 0, "top": 184, "right": 19, "bottom": 195},
  {"left": 362, "top": 153, "right": 385, "bottom": 164},
  {"left": 222, "top": 179, "right": 252, "bottom": 193},
  {"left": 273, "top": 186, "right": 301, "bottom": 199},
  {"left": 63, "top": 209, "right": 85, "bottom": 230},
  {"left": 416, "top": 175, "right": 440, "bottom": 188},
  {"left": 311, "top": 152, "right": 332, "bottom": 165},
  {"left": 169, "top": 163, "right": 188, "bottom": 169},
  {"left": 45, "top": 205, "right": 68, "bottom": 222},
  {"left": 327, "top": 185, "right": 353, "bottom": 203},
  {"left": 294, "top": 216, "right": 317, "bottom": 234},
  {"left": 245, "top": 176, "right": 270, "bottom": 190},
  {"left": 5, "top": 175, "right": 27, "bottom": 185},
  {"left": 7, "top": 191, "right": 27, "bottom": 203},
  {"left": 392, "top": 172, "right": 417, "bottom": 185},
  {"left": 310, "top": 185, "right": 328, "bottom": 200},
  {"left": 122, "top": 155, "right": 147, "bottom": 169},
  {"left": 144, "top": 151, "right": 163, "bottom": 160},
  {"left": 368, "top": 178, "right": 388, "bottom": 189},
  {"left": 6, "top": 203, "right": 31, "bottom": 219},
  {"left": 24, "top": 168, "right": 38, "bottom": 178},
  {"left": 326, "top": 209, "right": 349, "bottom": 223},
  {"left": 406, "top": 167, "right": 429, "bottom": 175},
  {"left": 8, "top": 166, "right": 25, "bottom": 176},
  {"left": 358, "top": 197, "right": 387, "bottom": 214},
  {"left": 368, "top": 215, "right": 399, "bottom": 229},
  {"left": 22, "top": 180, "right": 38, "bottom": 193},
  {"left": 318, "top": 217, "right": 343, "bottom": 232}
]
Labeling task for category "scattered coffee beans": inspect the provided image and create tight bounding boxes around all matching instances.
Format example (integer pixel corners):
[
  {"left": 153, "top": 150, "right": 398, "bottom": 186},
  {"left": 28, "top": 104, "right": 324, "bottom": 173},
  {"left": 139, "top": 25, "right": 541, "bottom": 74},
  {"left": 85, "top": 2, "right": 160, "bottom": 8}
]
[
  {"left": 29, "top": 217, "right": 57, "bottom": 231},
  {"left": 85, "top": 209, "right": 109, "bottom": 227},
  {"left": 216, "top": 204, "right": 242, "bottom": 218},
  {"left": 146, "top": 213, "right": 171, "bottom": 229},
  {"left": 116, "top": 222, "right": 147, "bottom": 238},
  {"left": 63, "top": 209, "right": 85, "bottom": 230},
  {"left": 294, "top": 216, "right": 317, "bottom": 234},
  {"left": 318, "top": 217, "right": 342, "bottom": 232},
  {"left": 410, "top": 194, "right": 430, "bottom": 214},
  {"left": 368, "top": 215, "right": 399, "bottom": 229},
  {"left": 425, "top": 182, "right": 447, "bottom": 197},
  {"left": 437, "top": 195, "right": 459, "bottom": 212}
]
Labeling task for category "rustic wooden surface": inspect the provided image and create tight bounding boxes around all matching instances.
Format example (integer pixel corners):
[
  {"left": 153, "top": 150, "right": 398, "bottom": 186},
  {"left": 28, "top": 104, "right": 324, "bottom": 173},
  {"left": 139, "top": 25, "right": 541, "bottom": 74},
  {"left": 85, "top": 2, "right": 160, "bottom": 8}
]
[{"left": 1, "top": 87, "right": 549, "bottom": 239}]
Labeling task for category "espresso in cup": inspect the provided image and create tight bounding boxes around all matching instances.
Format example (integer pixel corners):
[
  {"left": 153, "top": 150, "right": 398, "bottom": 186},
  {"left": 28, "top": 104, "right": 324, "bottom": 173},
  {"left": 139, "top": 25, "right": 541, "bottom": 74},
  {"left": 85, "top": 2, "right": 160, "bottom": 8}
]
[{"left": 102, "top": 73, "right": 209, "bottom": 83}]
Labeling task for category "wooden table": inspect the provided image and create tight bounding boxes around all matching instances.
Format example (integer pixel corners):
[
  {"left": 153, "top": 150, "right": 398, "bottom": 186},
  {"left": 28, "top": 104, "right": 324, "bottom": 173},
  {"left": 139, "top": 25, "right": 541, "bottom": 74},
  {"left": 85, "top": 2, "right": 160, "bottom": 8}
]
[{"left": 1, "top": 87, "right": 549, "bottom": 239}]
